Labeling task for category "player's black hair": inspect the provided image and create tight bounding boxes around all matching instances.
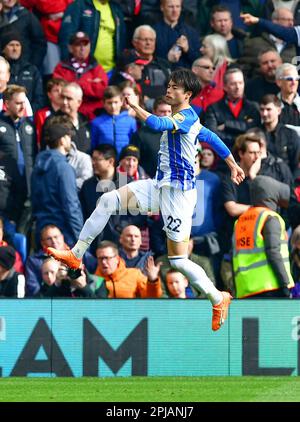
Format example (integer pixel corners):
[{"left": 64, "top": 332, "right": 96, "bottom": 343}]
[{"left": 169, "top": 68, "right": 201, "bottom": 99}]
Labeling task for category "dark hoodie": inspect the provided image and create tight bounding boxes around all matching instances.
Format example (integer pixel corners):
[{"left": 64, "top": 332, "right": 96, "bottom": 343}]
[
  {"left": 31, "top": 149, "right": 83, "bottom": 246},
  {"left": 249, "top": 175, "right": 291, "bottom": 293}
]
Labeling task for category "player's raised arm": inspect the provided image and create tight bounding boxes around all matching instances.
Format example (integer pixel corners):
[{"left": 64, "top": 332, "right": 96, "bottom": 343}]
[
  {"left": 125, "top": 94, "right": 174, "bottom": 131},
  {"left": 198, "top": 126, "right": 245, "bottom": 185}
]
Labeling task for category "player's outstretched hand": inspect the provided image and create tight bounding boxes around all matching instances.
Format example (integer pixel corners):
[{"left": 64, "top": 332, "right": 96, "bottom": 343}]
[
  {"left": 240, "top": 13, "right": 259, "bottom": 25},
  {"left": 124, "top": 93, "right": 139, "bottom": 109},
  {"left": 231, "top": 164, "right": 245, "bottom": 185}
]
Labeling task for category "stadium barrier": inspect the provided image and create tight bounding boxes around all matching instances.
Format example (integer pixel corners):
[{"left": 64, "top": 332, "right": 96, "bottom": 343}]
[{"left": 0, "top": 299, "right": 300, "bottom": 377}]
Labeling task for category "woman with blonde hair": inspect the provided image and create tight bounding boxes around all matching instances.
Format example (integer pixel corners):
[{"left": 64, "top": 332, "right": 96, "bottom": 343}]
[{"left": 200, "top": 33, "right": 235, "bottom": 91}]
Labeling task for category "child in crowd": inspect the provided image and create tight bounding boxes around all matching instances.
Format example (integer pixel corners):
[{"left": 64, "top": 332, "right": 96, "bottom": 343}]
[{"left": 90, "top": 86, "right": 137, "bottom": 156}]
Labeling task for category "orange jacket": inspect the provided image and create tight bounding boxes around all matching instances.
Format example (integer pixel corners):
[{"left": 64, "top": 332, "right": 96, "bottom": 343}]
[{"left": 95, "top": 257, "right": 162, "bottom": 299}]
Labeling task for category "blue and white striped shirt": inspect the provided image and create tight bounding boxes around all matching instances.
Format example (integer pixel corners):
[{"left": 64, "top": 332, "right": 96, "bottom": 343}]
[{"left": 145, "top": 106, "right": 230, "bottom": 191}]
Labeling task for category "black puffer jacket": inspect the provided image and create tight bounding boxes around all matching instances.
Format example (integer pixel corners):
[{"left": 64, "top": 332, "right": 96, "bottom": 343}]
[
  {"left": 204, "top": 96, "right": 261, "bottom": 149},
  {"left": 0, "top": 113, "right": 37, "bottom": 196}
]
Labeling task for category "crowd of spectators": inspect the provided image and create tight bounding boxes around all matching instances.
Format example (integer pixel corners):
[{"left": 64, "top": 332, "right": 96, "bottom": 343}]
[{"left": 1, "top": 0, "right": 300, "bottom": 299}]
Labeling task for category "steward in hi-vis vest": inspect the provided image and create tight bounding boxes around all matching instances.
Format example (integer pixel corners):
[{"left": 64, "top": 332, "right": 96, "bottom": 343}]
[{"left": 233, "top": 207, "right": 294, "bottom": 298}]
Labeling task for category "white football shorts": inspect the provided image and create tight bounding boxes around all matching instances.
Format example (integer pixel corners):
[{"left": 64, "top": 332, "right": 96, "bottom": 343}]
[{"left": 128, "top": 179, "right": 197, "bottom": 242}]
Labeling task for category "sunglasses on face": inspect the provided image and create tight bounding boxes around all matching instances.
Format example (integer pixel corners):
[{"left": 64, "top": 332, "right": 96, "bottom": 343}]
[{"left": 279, "top": 76, "right": 300, "bottom": 81}]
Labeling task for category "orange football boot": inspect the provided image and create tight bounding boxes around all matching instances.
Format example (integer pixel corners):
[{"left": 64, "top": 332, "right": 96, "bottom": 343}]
[
  {"left": 46, "top": 247, "right": 82, "bottom": 269},
  {"left": 212, "top": 291, "right": 232, "bottom": 331}
]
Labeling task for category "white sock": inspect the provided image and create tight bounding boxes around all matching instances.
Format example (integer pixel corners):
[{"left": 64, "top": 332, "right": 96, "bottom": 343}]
[
  {"left": 71, "top": 190, "right": 122, "bottom": 259},
  {"left": 168, "top": 255, "right": 223, "bottom": 305}
]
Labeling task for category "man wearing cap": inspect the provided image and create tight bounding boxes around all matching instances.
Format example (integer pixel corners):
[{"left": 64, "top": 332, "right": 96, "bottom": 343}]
[
  {"left": 110, "top": 49, "right": 148, "bottom": 87},
  {"left": 53, "top": 32, "right": 108, "bottom": 121},
  {"left": 2, "top": 31, "right": 44, "bottom": 112},
  {"left": 31, "top": 120, "right": 83, "bottom": 246},
  {"left": 58, "top": 0, "right": 126, "bottom": 74},
  {"left": 117, "top": 144, "right": 147, "bottom": 183},
  {"left": 0, "top": 245, "right": 25, "bottom": 297}
]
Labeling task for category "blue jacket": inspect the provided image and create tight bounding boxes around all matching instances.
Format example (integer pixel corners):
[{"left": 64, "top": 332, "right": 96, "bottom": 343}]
[
  {"left": 31, "top": 150, "right": 83, "bottom": 246},
  {"left": 153, "top": 19, "right": 201, "bottom": 69},
  {"left": 91, "top": 110, "right": 137, "bottom": 156},
  {"left": 59, "top": 0, "right": 126, "bottom": 62},
  {"left": 258, "top": 18, "right": 300, "bottom": 56}
]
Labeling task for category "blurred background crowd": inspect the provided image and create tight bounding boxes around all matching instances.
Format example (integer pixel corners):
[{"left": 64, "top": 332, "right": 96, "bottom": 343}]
[{"left": 1, "top": 0, "right": 300, "bottom": 299}]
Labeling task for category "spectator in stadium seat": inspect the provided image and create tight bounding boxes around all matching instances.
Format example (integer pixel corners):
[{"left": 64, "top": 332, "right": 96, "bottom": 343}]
[
  {"left": 0, "top": 150, "right": 26, "bottom": 236},
  {"left": 25, "top": 224, "right": 96, "bottom": 297},
  {"left": 20, "top": 0, "right": 73, "bottom": 76},
  {"left": 220, "top": 135, "right": 261, "bottom": 258},
  {"left": 165, "top": 268, "right": 191, "bottom": 298},
  {"left": 116, "top": 144, "right": 148, "bottom": 183},
  {"left": 31, "top": 123, "right": 83, "bottom": 248},
  {"left": 34, "top": 78, "right": 66, "bottom": 149},
  {"left": 209, "top": 5, "right": 247, "bottom": 60},
  {"left": 275, "top": 63, "right": 300, "bottom": 127},
  {"left": 0, "top": 0, "right": 46, "bottom": 68},
  {"left": 0, "top": 216, "right": 23, "bottom": 273},
  {"left": 245, "top": 49, "right": 282, "bottom": 103},
  {"left": 191, "top": 56, "right": 224, "bottom": 115},
  {"left": 39, "top": 259, "right": 98, "bottom": 298},
  {"left": 0, "top": 56, "right": 33, "bottom": 116},
  {"left": 1, "top": 31, "right": 44, "bottom": 112},
  {"left": 90, "top": 85, "right": 137, "bottom": 156},
  {"left": 119, "top": 225, "right": 153, "bottom": 273},
  {"left": 42, "top": 82, "right": 91, "bottom": 153},
  {"left": 0, "top": 85, "right": 37, "bottom": 220},
  {"left": 94, "top": 240, "right": 162, "bottom": 298},
  {"left": 240, "top": 8, "right": 296, "bottom": 79},
  {"left": 233, "top": 175, "right": 294, "bottom": 298},
  {"left": 131, "top": 25, "right": 171, "bottom": 110},
  {"left": 109, "top": 49, "right": 147, "bottom": 87},
  {"left": 204, "top": 67, "right": 260, "bottom": 153},
  {"left": 0, "top": 245, "right": 25, "bottom": 297},
  {"left": 153, "top": 0, "right": 200, "bottom": 69},
  {"left": 58, "top": 0, "right": 126, "bottom": 74},
  {"left": 199, "top": 33, "right": 235, "bottom": 93},
  {"left": 53, "top": 32, "right": 108, "bottom": 121},
  {"left": 259, "top": 94, "right": 300, "bottom": 173}
]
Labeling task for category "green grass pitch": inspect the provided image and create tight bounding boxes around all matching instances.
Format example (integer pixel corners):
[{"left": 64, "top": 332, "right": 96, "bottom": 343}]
[{"left": 0, "top": 377, "right": 300, "bottom": 402}]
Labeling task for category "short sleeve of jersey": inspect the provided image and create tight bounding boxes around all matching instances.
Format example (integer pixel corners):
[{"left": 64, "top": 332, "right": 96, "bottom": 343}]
[{"left": 169, "top": 108, "right": 199, "bottom": 134}]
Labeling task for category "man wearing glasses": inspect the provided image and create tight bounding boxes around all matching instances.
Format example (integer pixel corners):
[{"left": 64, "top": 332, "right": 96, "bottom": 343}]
[
  {"left": 94, "top": 241, "right": 162, "bottom": 298},
  {"left": 191, "top": 57, "right": 224, "bottom": 114},
  {"left": 275, "top": 62, "right": 300, "bottom": 126}
]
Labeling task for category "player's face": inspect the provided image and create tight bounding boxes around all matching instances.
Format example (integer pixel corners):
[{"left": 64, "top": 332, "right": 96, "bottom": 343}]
[{"left": 165, "top": 80, "right": 191, "bottom": 107}]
